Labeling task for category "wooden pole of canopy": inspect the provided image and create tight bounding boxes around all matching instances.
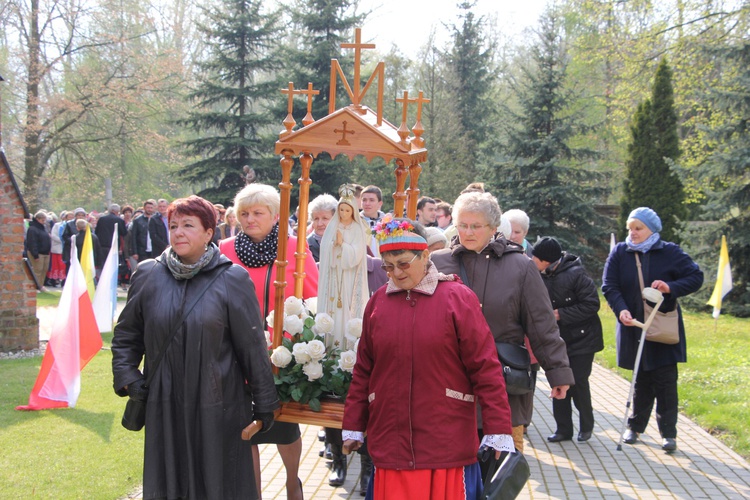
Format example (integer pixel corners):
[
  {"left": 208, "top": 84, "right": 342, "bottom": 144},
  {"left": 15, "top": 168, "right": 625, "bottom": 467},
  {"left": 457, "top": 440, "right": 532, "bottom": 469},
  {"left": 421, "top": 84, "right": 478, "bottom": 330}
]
[
  {"left": 273, "top": 152, "right": 295, "bottom": 346},
  {"left": 294, "top": 152, "right": 313, "bottom": 297},
  {"left": 393, "top": 159, "right": 408, "bottom": 217},
  {"left": 406, "top": 161, "right": 422, "bottom": 220}
]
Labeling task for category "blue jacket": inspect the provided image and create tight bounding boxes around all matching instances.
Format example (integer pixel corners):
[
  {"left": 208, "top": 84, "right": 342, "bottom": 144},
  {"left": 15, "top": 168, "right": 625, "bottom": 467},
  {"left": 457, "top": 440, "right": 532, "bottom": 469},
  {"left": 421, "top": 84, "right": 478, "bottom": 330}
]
[{"left": 602, "top": 239, "right": 703, "bottom": 371}]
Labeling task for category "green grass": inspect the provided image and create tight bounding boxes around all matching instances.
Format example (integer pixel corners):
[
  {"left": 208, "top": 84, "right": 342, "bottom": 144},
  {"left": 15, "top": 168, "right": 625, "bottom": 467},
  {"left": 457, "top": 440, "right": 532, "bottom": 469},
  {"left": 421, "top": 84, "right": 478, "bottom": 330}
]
[
  {"left": 36, "top": 289, "right": 63, "bottom": 307},
  {"left": 596, "top": 303, "right": 750, "bottom": 459},
  {"left": 1, "top": 300, "right": 747, "bottom": 499},
  {"left": 0, "top": 332, "right": 143, "bottom": 499}
]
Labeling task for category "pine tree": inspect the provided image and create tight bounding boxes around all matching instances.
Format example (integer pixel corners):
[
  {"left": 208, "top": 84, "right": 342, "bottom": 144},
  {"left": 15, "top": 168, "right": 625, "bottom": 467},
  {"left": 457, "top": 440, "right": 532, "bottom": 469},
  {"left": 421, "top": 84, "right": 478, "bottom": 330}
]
[
  {"left": 274, "top": 0, "right": 367, "bottom": 200},
  {"left": 435, "top": 0, "right": 497, "bottom": 189},
  {"left": 496, "top": 11, "right": 610, "bottom": 271},
  {"left": 694, "top": 41, "right": 750, "bottom": 315},
  {"left": 620, "top": 58, "right": 686, "bottom": 243},
  {"left": 178, "top": 0, "right": 282, "bottom": 205}
]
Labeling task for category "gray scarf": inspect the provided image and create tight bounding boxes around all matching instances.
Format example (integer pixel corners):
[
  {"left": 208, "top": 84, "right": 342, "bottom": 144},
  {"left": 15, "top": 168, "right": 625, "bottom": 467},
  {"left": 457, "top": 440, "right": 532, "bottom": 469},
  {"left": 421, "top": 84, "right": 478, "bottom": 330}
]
[{"left": 166, "top": 243, "right": 219, "bottom": 280}]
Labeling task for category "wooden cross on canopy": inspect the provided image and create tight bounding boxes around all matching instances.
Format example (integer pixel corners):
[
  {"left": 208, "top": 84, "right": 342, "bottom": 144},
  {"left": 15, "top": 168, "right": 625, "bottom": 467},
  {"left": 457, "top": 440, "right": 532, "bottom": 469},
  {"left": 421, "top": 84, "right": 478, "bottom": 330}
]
[
  {"left": 412, "top": 90, "right": 431, "bottom": 148},
  {"left": 281, "top": 82, "right": 304, "bottom": 136},
  {"left": 341, "top": 28, "right": 376, "bottom": 107},
  {"left": 395, "top": 90, "right": 417, "bottom": 144},
  {"left": 300, "top": 82, "right": 320, "bottom": 127}
]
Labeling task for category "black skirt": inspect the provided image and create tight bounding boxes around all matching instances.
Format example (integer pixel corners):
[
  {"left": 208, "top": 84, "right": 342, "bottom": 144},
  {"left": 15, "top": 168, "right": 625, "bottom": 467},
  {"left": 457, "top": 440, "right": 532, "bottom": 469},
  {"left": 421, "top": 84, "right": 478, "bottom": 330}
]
[{"left": 251, "top": 421, "right": 301, "bottom": 445}]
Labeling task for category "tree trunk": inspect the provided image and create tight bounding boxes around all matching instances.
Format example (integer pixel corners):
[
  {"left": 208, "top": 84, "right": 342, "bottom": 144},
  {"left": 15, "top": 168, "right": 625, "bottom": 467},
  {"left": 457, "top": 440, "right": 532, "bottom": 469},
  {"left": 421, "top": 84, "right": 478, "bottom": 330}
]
[{"left": 23, "top": 0, "right": 42, "bottom": 210}]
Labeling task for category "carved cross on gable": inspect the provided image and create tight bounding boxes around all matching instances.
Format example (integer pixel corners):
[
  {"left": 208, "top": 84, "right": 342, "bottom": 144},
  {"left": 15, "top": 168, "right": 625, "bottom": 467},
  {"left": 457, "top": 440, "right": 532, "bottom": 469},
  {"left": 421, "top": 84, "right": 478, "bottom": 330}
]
[{"left": 333, "top": 120, "right": 355, "bottom": 146}]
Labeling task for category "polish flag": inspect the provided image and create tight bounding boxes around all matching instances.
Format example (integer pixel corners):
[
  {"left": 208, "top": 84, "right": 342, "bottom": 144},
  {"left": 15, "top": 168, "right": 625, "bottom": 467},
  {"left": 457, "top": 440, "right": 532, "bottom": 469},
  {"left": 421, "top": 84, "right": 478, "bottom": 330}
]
[{"left": 17, "top": 235, "right": 103, "bottom": 410}]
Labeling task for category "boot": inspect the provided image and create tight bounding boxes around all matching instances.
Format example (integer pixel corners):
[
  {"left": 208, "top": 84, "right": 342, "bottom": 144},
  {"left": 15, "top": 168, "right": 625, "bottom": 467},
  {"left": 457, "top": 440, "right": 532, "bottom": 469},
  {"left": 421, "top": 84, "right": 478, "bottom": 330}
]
[
  {"left": 359, "top": 453, "right": 372, "bottom": 496},
  {"left": 328, "top": 443, "right": 347, "bottom": 487}
]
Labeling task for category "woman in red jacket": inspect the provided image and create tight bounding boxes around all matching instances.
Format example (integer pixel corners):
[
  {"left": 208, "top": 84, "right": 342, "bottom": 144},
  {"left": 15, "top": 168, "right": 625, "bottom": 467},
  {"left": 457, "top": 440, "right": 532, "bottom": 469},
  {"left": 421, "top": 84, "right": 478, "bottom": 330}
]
[
  {"left": 219, "top": 183, "right": 318, "bottom": 500},
  {"left": 343, "top": 217, "right": 513, "bottom": 500}
]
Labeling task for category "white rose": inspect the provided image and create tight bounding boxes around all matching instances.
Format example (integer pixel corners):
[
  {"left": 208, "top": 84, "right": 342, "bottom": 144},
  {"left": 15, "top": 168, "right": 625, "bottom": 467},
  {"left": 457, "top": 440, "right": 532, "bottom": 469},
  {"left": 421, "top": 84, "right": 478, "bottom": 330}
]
[
  {"left": 302, "top": 361, "right": 324, "bottom": 381},
  {"left": 314, "top": 313, "right": 335, "bottom": 334},
  {"left": 292, "top": 342, "right": 312, "bottom": 364},
  {"left": 304, "top": 297, "right": 318, "bottom": 316},
  {"left": 338, "top": 350, "right": 357, "bottom": 373},
  {"left": 265, "top": 331, "right": 273, "bottom": 348},
  {"left": 283, "top": 314, "right": 304, "bottom": 335},
  {"left": 270, "top": 346, "right": 293, "bottom": 368},
  {"left": 306, "top": 339, "right": 326, "bottom": 361},
  {"left": 346, "top": 318, "right": 363, "bottom": 341},
  {"left": 265, "top": 310, "right": 275, "bottom": 328},
  {"left": 284, "top": 296, "right": 306, "bottom": 317}
]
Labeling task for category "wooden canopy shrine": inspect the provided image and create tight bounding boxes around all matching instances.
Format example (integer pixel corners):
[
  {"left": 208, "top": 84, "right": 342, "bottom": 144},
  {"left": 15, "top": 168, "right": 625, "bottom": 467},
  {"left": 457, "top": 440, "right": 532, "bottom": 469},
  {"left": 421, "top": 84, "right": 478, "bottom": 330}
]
[{"left": 271, "top": 28, "right": 429, "bottom": 427}]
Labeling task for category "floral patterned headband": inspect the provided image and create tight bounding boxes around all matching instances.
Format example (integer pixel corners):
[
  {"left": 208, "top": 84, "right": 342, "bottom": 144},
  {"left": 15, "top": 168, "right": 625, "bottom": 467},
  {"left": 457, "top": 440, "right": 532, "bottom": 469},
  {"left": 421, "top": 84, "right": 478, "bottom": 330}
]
[{"left": 374, "top": 214, "right": 427, "bottom": 253}]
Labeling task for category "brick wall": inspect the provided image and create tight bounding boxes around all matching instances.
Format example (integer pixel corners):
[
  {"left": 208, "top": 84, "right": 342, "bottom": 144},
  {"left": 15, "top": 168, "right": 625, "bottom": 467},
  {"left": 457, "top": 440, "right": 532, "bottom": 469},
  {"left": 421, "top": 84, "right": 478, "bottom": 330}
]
[{"left": 0, "top": 152, "right": 38, "bottom": 351}]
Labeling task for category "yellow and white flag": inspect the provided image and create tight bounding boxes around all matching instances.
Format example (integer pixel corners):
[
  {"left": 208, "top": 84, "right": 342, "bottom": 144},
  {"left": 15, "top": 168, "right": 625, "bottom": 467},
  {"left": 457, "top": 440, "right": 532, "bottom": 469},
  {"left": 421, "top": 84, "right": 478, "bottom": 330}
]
[{"left": 707, "top": 235, "right": 732, "bottom": 319}]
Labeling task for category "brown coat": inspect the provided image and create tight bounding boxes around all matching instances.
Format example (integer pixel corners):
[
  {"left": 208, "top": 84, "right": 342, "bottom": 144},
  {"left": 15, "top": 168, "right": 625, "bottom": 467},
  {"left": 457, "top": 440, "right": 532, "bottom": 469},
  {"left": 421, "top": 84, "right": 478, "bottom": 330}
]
[{"left": 431, "top": 236, "right": 574, "bottom": 426}]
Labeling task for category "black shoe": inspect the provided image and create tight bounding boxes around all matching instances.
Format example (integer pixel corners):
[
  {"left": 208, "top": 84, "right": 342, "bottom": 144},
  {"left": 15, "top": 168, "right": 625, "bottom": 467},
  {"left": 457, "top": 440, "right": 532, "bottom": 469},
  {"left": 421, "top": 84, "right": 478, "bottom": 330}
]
[
  {"left": 577, "top": 431, "right": 592, "bottom": 442},
  {"left": 319, "top": 443, "right": 332, "bottom": 459},
  {"left": 622, "top": 429, "right": 639, "bottom": 444},
  {"left": 359, "top": 454, "right": 372, "bottom": 496},
  {"left": 328, "top": 456, "right": 347, "bottom": 487},
  {"left": 547, "top": 432, "right": 573, "bottom": 443},
  {"left": 317, "top": 429, "right": 326, "bottom": 442},
  {"left": 662, "top": 438, "right": 677, "bottom": 452}
]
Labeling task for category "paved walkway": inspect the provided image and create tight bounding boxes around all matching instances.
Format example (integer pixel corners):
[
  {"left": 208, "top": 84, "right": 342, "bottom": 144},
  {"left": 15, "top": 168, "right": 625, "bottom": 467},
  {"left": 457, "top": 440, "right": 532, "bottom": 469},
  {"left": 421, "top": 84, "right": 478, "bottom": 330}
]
[{"left": 123, "top": 363, "right": 750, "bottom": 499}]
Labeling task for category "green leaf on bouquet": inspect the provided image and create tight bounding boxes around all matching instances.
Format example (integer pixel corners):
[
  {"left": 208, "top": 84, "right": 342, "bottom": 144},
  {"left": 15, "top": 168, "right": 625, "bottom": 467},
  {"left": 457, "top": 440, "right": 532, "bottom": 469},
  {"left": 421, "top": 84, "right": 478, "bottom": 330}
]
[{"left": 309, "top": 397, "right": 321, "bottom": 412}]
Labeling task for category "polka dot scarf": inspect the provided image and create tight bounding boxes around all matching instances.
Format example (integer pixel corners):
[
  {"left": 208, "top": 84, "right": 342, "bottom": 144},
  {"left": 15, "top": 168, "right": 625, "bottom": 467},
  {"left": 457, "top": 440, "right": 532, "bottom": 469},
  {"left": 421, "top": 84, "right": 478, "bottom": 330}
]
[{"left": 234, "top": 223, "right": 279, "bottom": 268}]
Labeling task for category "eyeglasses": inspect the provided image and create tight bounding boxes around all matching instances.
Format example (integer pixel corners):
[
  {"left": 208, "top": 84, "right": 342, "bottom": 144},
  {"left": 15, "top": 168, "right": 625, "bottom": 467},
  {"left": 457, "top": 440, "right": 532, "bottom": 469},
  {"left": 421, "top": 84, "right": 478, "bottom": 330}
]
[
  {"left": 456, "top": 223, "right": 491, "bottom": 232},
  {"left": 380, "top": 253, "right": 420, "bottom": 273}
]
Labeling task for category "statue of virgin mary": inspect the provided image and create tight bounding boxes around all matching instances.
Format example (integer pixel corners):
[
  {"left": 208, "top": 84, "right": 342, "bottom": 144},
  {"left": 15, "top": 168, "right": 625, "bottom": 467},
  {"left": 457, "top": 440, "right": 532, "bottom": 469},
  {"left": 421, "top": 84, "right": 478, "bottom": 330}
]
[{"left": 317, "top": 185, "right": 371, "bottom": 350}]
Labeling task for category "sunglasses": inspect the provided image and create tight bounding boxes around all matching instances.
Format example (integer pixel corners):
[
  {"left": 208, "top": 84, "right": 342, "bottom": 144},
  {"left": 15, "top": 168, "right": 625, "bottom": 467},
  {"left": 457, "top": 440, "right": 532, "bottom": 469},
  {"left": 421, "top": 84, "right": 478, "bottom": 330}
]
[{"left": 381, "top": 253, "right": 420, "bottom": 273}]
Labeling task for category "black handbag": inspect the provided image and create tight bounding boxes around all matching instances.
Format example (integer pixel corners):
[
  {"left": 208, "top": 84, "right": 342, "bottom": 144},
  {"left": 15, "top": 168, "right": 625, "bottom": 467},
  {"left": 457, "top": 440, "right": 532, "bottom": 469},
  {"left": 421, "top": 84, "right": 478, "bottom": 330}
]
[
  {"left": 121, "top": 266, "right": 228, "bottom": 431},
  {"left": 495, "top": 342, "right": 534, "bottom": 395},
  {"left": 479, "top": 445, "right": 530, "bottom": 500},
  {"left": 456, "top": 257, "right": 533, "bottom": 396}
]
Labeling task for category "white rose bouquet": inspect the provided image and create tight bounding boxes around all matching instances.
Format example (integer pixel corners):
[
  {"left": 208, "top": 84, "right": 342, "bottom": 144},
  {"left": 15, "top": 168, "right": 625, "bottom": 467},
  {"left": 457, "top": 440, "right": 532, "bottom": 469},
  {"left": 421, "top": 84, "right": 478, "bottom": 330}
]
[{"left": 268, "top": 297, "right": 356, "bottom": 411}]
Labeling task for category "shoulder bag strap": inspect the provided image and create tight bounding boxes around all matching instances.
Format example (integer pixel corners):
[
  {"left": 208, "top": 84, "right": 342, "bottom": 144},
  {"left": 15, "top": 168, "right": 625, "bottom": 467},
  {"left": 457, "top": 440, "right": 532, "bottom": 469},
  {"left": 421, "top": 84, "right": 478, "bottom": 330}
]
[
  {"left": 635, "top": 253, "right": 645, "bottom": 292},
  {"left": 458, "top": 255, "right": 472, "bottom": 288},
  {"left": 144, "top": 266, "right": 229, "bottom": 388},
  {"left": 262, "top": 263, "right": 273, "bottom": 330}
]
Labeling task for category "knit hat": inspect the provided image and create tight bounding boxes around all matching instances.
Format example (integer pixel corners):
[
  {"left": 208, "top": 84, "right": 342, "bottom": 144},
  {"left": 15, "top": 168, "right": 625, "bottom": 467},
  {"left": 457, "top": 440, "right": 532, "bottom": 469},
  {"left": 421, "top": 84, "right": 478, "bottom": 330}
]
[
  {"left": 627, "top": 207, "right": 662, "bottom": 233},
  {"left": 374, "top": 214, "right": 427, "bottom": 253},
  {"left": 424, "top": 227, "right": 448, "bottom": 249},
  {"left": 73, "top": 207, "right": 86, "bottom": 216},
  {"left": 532, "top": 237, "right": 562, "bottom": 263}
]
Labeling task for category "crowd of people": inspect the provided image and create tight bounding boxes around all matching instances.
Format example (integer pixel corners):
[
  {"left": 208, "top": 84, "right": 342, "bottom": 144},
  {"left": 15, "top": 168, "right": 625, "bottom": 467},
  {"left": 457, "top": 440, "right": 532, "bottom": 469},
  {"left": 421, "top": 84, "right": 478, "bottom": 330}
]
[{"left": 26, "top": 177, "right": 703, "bottom": 499}]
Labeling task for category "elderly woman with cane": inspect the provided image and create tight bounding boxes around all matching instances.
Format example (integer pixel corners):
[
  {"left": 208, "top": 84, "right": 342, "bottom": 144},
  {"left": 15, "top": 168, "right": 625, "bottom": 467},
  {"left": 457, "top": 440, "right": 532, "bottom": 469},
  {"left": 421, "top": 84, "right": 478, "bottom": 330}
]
[
  {"left": 603, "top": 207, "right": 703, "bottom": 452},
  {"left": 343, "top": 217, "right": 514, "bottom": 499}
]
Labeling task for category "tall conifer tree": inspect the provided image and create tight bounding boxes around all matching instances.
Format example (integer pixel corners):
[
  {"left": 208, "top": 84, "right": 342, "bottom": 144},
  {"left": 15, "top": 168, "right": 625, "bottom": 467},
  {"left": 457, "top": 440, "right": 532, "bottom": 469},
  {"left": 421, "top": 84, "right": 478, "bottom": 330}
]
[
  {"left": 695, "top": 42, "right": 750, "bottom": 314},
  {"left": 179, "top": 0, "right": 282, "bottom": 205},
  {"left": 277, "top": 0, "right": 366, "bottom": 198},
  {"left": 497, "top": 11, "right": 609, "bottom": 270},
  {"left": 620, "top": 58, "right": 685, "bottom": 243}
]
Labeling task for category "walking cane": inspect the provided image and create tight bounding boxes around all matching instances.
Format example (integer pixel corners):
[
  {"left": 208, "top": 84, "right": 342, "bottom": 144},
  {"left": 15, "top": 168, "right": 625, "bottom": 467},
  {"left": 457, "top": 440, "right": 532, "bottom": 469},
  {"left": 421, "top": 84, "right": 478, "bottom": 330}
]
[{"left": 616, "top": 287, "right": 664, "bottom": 451}]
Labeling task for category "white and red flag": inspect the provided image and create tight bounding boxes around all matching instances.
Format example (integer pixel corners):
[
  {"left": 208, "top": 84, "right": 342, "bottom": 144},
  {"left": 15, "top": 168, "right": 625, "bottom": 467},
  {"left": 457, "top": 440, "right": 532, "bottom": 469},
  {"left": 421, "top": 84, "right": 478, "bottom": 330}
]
[{"left": 17, "top": 234, "right": 102, "bottom": 410}]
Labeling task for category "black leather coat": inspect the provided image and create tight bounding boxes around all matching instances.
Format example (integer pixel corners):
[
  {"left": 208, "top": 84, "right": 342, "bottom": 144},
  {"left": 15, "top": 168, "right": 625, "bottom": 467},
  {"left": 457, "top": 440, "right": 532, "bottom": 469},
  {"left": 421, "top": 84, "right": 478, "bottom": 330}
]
[
  {"left": 540, "top": 253, "right": 604, "bottom": 357},
  {"left": 112, "top": 251, "right": 278, "bottom": 499}
]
